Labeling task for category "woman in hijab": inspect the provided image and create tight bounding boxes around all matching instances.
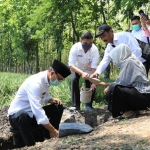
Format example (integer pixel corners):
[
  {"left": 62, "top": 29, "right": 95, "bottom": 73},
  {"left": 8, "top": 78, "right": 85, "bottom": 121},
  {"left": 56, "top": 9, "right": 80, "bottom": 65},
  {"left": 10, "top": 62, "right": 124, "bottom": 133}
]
[{"left": 97, "top": 43, "right": 150, "bottom": 118}]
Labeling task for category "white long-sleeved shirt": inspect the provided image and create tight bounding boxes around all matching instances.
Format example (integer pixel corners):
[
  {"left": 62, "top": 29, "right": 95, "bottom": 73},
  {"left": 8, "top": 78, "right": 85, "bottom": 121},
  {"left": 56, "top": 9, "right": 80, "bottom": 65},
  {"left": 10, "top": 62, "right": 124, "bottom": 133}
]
[
  {"left": 68, "top": 42, "right": 99, "bottom": 74},
  {"left": 96, "top": 31, "right": 146, "bottom": 74},
  {"left": 132, "top": 28, "right": 150, "bottom": 43},
  {"left": 7, "top": 70, "right": 52, "bottom": 125}
]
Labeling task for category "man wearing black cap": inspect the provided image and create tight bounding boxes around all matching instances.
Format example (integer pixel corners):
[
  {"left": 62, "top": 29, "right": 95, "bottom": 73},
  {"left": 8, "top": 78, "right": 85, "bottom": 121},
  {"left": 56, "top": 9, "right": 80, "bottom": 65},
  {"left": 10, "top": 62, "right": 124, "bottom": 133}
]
[
  {"left": 92, "top": 24, "right": 147, "bottom": 77},
  {"left": 7, "top": 60, "right": 71, "bottom": 146}
]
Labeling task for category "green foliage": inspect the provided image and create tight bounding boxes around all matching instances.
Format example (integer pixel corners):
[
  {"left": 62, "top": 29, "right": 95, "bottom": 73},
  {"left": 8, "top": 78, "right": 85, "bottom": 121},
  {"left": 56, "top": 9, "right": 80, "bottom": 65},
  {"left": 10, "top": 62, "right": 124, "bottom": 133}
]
[
  {"left": 0, "top": 0, "right": 150, "bottom": 73},
  {"left": 0, "top": 72, "right": 29, "bottom": 108},
  {"left": 0, "top": 72, "right": 117, "bottom": 110}
]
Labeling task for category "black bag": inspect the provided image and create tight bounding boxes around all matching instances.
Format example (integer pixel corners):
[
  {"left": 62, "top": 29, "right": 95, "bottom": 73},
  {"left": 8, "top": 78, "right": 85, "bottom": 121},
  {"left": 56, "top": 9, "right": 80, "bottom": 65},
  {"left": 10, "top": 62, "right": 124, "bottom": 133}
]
[{"left": 137, "top": 38, "right": 150, "bottom": 62}]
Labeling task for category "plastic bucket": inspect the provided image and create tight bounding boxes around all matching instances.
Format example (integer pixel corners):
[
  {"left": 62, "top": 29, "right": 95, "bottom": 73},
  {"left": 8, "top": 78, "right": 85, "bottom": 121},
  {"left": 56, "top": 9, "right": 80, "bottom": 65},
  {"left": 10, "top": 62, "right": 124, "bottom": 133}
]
[{"left": 80, "top": 88, "right": 92, "bottom": 103}]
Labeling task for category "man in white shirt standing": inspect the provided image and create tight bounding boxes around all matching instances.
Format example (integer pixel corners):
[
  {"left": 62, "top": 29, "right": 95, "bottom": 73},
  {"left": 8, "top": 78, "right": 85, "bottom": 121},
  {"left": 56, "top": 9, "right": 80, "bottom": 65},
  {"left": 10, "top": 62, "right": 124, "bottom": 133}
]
[
  {"left": 68, "top": 32, "right": 99, "bottom": 111},
  {"left": 131, "top": 15, "right": 150, "bottom": 74},
  {"left": 131, "top": 15, "right": 150, "bottom": 43},
  {"left": 91, "top": 24, "right": 147, "bottom": 77},
  {"left": 8, "top": 60, "right": 71, "bottom": 146}
]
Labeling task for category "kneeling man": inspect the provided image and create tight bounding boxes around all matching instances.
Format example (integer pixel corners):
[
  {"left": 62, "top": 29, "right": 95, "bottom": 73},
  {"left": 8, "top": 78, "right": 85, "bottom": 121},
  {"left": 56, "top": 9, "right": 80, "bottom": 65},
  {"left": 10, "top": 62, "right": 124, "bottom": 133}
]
[{"left": 8, "top": 60, "right": 71, "bottom": 146}]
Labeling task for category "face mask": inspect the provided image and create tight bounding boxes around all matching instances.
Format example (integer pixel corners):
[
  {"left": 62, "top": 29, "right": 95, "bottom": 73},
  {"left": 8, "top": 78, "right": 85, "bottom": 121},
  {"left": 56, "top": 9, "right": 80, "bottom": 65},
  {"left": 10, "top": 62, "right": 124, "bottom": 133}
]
[
  {"left": 82, "top": 44, "right": 92, "bottom": 51},
  {"left": 132, "top": 24, "right": 140, "bottom": 31},
  {"left": 49, "top": 74, "right": 60, "bottom": 86},
  {"left": 50, "top": 79, "right": 60, "bottom": 86}
]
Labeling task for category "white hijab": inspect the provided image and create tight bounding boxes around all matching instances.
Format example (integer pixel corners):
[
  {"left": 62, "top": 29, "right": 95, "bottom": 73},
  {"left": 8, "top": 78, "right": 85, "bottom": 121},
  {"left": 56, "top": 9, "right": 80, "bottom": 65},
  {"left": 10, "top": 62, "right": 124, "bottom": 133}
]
[
  {"left": 109, "top": 43, "right": 148, "bottom": 87},
  {"left": 109, "top": 44, "right": 141, "bottom": 68}
]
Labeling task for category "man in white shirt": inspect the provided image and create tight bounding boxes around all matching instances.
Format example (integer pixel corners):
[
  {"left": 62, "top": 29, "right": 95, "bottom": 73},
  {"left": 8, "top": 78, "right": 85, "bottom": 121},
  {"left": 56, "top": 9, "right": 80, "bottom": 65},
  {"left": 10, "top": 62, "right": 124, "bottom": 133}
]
[
  {"left": 68, "top": 32, "right": 99, "bottom": 111},
  {"left": 131, "top": 15, "right": 150, "bottom": 43},
  {"left": 131, "top": 15, "right": 150, "bottom": 74},
  {"left": 91, "top": 24, "right": 147, "bottom": 77},
  {"left": 8, "top": 60, "right": 71, "bottom": 146}
]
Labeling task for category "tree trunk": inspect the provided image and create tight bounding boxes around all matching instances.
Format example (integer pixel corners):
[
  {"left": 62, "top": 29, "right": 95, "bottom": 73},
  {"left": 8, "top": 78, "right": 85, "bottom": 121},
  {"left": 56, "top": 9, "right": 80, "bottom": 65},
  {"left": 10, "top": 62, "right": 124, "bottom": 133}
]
[
  {"left": 8, "top": 33, "right": 12, "bottom": 72},
  {"left": 35, "top": 42, "right": 40, "bottom": 73}
]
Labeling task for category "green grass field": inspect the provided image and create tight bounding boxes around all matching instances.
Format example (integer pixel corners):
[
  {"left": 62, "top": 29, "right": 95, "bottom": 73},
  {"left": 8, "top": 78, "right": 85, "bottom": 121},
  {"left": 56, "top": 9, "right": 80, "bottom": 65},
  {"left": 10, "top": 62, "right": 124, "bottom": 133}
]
[{"left": 0, "top": 72, "right": 116, "bottom": 109}]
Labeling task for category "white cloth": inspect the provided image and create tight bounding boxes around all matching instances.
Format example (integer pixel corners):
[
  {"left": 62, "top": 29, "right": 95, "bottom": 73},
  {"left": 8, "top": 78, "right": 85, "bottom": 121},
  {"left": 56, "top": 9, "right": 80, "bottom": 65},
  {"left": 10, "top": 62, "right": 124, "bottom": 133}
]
[
  {"left": 132, "top": 28, "right": 150, "bottom": 43},
  {"left": 7, "top": 70, "right": 52, "bottom": 125},
  {"left": 68, "top": 42, "right": 99, "bottom": 74},
  {"left": 109, "top": 44, "right": 150, "bottom": 93},
  {"left": 95, "top": 31, "right": 146, "bottom": 74}
]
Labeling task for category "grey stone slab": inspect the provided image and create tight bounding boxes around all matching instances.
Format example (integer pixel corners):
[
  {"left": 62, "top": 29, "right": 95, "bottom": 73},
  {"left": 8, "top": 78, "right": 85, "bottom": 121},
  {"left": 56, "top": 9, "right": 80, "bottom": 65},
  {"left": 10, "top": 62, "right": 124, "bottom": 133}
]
[{"left": 58, "top": 122, "right": 93, "bottom": 138}]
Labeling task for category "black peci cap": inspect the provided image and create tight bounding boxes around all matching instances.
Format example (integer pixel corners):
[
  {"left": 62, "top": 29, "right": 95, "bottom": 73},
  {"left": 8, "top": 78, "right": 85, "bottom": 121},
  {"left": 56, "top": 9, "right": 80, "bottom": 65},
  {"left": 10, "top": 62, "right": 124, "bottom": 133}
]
[
  {"left": 52, "top": 60, "right": 71, "bottom": 78},
  {"left": 95, "top": 24, "right": 112, "bottom": 38}
]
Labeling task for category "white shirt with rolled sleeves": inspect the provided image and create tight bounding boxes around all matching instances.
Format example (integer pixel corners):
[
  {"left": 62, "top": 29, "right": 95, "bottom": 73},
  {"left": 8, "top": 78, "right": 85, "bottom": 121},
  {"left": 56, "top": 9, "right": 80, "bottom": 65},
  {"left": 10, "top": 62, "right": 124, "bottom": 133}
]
[
  {"left": 68, "top": 42, "right": 100, "bottom": 74},
  {"left": 95, "top": 31, "right": 146, "bottom": 74},
  {"left": 7, "top": 70, "right": 52, "bottom": 125}
]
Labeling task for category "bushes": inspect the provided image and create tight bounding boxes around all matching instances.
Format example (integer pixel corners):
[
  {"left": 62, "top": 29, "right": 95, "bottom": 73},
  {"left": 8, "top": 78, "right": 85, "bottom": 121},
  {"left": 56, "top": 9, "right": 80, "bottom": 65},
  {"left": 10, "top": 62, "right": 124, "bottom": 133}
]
[
  {"left": 0, "top": 73, "right": 29, "bottom": 108},
  {"left": 0, "top": 72, "right": 116, "bottom": 109}
]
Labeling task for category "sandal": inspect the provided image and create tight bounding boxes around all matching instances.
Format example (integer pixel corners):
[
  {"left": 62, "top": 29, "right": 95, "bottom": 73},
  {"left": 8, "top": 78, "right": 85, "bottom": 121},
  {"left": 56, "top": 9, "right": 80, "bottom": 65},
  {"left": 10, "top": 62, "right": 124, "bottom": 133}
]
[
  {"left": 118, "top": 110, "right": 135, "bottom": 120},
  {"left": 122, "top": 110, "right": 134, "bottom": 118}
]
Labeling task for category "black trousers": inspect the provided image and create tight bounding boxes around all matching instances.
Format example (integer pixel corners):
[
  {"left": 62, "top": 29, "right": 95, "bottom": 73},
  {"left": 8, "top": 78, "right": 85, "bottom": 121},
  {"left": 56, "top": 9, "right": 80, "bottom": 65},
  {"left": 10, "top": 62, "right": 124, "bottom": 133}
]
[
  {"left": 70, "top": 70, "right": 95, "bottom": 109},
  {"left": 143, "top": 60, "right": 150, "bottom": 77},
  {"left": 9, "top": 104, "right": 63, "bottom": 146},
  {"left": 106, "top": 85, "right": 150, "bottom": 118}
]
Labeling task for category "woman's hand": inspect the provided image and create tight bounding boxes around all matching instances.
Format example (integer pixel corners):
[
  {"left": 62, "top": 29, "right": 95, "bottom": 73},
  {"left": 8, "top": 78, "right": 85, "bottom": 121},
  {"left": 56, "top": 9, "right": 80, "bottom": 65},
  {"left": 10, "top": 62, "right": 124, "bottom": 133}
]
[
  {"left": 104, "top": 86, "right": 109, "bottom": 95},
  {"left": 91, "top": 84, "right": 96, "bottom": 92},
  {"left": 141, "top": 16, "right": 150, "bottom": 27}
]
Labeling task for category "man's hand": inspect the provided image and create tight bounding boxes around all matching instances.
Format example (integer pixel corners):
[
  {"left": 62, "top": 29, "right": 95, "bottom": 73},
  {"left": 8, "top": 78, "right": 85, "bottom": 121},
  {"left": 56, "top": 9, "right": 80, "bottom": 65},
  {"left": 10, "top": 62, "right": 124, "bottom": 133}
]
[
  {"left": 49, "top": 128, "right": 58, "bottom": 138},
  {"left": 43, "top": 123, "right": 58, "bottom": 138},
  {"left": 49, "top": 98, "right": 62, "bottom": 105},
  {"left": 90, "top": 72, "right": 99, "bottom": 78},
  {"left": 81, "top": 72, "right": 89, "bottom": 80}
]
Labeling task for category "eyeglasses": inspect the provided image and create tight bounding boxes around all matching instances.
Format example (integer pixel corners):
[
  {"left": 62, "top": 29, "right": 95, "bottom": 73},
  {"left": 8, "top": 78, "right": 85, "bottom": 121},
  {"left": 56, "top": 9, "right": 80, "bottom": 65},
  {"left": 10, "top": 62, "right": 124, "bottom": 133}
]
[{"left": 55, "top": 73, "right": 65, "bottom": 82}]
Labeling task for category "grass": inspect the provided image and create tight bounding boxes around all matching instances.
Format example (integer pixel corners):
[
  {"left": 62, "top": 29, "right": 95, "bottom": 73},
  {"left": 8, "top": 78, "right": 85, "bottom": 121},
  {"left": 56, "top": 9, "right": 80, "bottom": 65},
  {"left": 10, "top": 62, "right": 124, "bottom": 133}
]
[
  {"left": 0, "top": 72, "right": 29, "bottom": 108},
  {"left": 0, "top": 71, "right": 117, "bottom": 109},
  {"left": 62, "top": 136, "right": 83, "bottom": 144}
]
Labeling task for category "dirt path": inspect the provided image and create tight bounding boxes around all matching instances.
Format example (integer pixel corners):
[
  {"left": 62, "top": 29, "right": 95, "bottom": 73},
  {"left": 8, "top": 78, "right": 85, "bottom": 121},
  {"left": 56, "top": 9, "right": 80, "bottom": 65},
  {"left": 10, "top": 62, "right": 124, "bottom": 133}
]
[
  {"left": 1, "top": 107, "right": 150, "bottom": 150},
  {"left": 23, "top": 110, "right": 150, "bottom": 150}
]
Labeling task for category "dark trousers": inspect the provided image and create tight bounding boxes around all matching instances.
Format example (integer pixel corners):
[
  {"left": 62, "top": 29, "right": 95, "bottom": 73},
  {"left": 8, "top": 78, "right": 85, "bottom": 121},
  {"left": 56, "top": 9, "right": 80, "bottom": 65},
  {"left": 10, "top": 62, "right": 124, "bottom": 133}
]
[
  {"left": 9, "top": 104, "right": 63, "bottom": 146},
  {"left": 107, "top": 85, "right": 150, "bottom": 118},
  {"left": 70, "top": 70, "right": 95, "bottom": 109},
  {"left": 143, "top": 60, "right": 150, "bottom": 77}
]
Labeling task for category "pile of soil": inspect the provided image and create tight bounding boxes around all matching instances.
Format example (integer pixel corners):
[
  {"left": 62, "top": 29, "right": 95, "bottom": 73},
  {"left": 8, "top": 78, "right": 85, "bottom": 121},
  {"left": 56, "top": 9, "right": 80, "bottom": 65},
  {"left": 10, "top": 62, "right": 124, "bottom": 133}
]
[{"left": 1, "top": 106, "right": 150, "bottom": 150}]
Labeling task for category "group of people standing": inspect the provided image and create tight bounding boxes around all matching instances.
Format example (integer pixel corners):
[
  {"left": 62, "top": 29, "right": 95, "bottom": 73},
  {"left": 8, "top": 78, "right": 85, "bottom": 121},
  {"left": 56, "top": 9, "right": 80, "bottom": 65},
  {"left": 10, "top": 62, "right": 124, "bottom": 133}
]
[
  {"left": 69, "top": 14, "right": 150, "bottom": 112},
  {"left": 7, "top": 14, "right": 150, "bottom": 147}
]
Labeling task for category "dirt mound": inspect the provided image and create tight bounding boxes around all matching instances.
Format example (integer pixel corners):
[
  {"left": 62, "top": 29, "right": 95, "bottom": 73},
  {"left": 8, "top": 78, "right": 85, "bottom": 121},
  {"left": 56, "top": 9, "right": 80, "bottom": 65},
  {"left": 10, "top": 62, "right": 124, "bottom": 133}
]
[{"left": 1, "top": 106, "right": 150, "bottom": 150}]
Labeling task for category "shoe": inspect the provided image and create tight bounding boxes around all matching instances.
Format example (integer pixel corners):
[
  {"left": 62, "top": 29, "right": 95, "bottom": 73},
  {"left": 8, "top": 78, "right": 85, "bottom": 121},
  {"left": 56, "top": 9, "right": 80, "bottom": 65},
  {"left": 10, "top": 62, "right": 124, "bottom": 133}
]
[
  {"left": 69, "top": 107, "right": 80, "bottom": 110},
  {"left": 84, "top": 106, "right": 94, "bottom": 111},
  {"left": 69, "top": 107, "right": 76, "bottom": 110},
  {"left": 104, "top": 105, "right": 108, "bottom": 111},
  {"left": 122, "top": 110, "right": 134, "bottom": 118}
]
